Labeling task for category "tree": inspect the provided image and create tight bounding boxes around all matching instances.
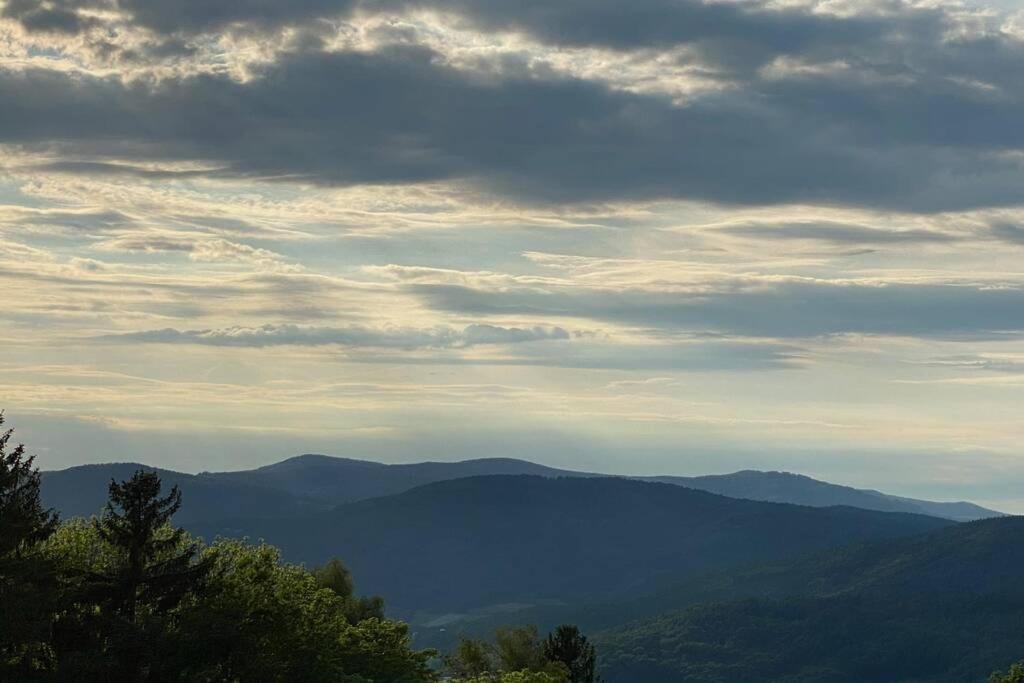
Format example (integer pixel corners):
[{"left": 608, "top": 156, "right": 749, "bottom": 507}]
[
  {"left": 178, "top": 539, "right": 437, "bottom": 682},
  {"left": 313, "top": 557, "right": 385, "bottom": 624},
  {"left": 446, "top": 637, "right": 496, "bottom": 678},
  {"left": 0, "top": 413, "right": 59, "bottom": 677},
  {"left": 446, "top": 627, "right": 574, "bottom": 682},
  {"left": 991, "top": 662, "right": 1024, "bottom": 683},
  {"left": 543, "top": 625, "right": 599, "bottom": 683},
  {"left": 77, "top": 470, "right": 213, "bottom": 679},
  {"left": 495, "top": 626, "right": 548, "bottom": 673},
  {"left": 93, "top": 470, "right": 211, "bottom": 622}
]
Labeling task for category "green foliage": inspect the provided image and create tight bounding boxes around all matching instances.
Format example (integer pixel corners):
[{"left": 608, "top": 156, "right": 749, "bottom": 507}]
[
  {"left": 0, "top": 416, "right": 438, "bottom": 682},
  {"left": 991, "top": 662, "right": 1024, "bottom": 683},
  {"left": 544, "top": 625, "right": 599, "bottom": 683},
  {"left": 0, "top": 413, "right": 59, "bottom": 678},
  {"left": 314, "top": 557, "right": 386, "bottom": 624},
  {"left": 48, "top": 470, "right": 215, "bottom": 680},
  {"left": 495, "top": 626, "right": 549, "bottom": 673},
  {"left": 447, "top": 625, "right": 605, "bottom": 683},
  {"left": 177, "top": 539, "right": 436, "bottom": 681},
  {"left": 447, "top": 637, "right": 497, "bottom": 678}
]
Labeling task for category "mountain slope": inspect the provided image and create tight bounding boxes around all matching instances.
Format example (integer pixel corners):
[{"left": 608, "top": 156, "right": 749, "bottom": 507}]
[
  {"left": 190, "top": 475, "right": 951, "bottom": 614},
  {"left": 645, "top": 470, "right": 1000, "bottom": 521},
  {"left": 594, "top": 516, "right": 1024, "bottom": 682},
  {"left": 596, "top": 593, "right": 1024, "bottom": 683},
  {"left": 41, "top": 463, "right": 318, "bottom": 524},
  {"left": 201, "top": 454, "right": 577, "bottom": 503}
]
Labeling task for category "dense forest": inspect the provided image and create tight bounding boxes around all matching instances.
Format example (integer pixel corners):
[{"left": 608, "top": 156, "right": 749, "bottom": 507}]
[{"left": 0, "top": 415, "right": 597, "bottom": 682}]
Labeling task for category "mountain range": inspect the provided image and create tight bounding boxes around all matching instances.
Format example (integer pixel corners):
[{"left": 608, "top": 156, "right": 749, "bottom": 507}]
[
  {"left": 39, "top": 453, "right": 1022, "bottom": 681},
  {"left": 41, "top": 453, "right": 1001, "bottom": 523}
]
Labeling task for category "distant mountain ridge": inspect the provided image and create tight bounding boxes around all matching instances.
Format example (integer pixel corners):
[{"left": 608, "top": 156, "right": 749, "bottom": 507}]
[
  {"left": 200, "top": 454, "right": 573, "bottom": 503},
  {"left": 39, "top": 462, "right": 320, "bottom": 524},
  {"left": 41, "top": 453, "right": 1002, "bottom": 522},
  {"left": 644, "top": 469, "right": 999, "bottom": 522}
]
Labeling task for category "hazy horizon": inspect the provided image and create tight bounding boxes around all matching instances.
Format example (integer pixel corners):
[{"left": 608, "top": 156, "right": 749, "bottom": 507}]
[{"left": 6, "top": 0, "right": 1024, "bottom": 512}]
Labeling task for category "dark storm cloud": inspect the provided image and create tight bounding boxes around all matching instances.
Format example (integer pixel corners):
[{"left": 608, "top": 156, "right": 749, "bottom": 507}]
[
  {"left": 410, "top": 280, "right": 1024, "bottom": 340},
  {"left": 5, "top": 37, "right": 1024, "bottom": 211},
  {"left": 2, "top": 0, "right": 936, "bottom": 76},
  {"left": 1, "top": 0, "right": 356, "bottom": 35}
]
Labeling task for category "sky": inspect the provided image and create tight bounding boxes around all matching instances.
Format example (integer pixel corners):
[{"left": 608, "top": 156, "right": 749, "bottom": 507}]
[{"left": 4, "top": 0, "right": 1024, "bottom": 510}]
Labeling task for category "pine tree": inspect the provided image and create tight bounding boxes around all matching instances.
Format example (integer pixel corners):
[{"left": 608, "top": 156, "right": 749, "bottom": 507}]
[
  {"left": 543, "top": 625, "right": 599, "bottom": 683},
  {"left": 0, "top": 412, "right": 59, "bottom": 677},
  {"left": 84, "top": 470, "right": 213, "bottom": 679}
]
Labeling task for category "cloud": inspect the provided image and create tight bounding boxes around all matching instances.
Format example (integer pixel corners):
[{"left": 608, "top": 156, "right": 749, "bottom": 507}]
[
  {"left": 497, "top": 339, "right": 804, "bottom": 371},
  {"left": 99, "top": 323, "right": 570, "bottom": 348},
  {"left": 713, "top": 221, "right": 961, "bottom": 245},
  {"left": 916, "top": 354, "right": 1024, "bottom": 373},
  {"left": 990, "top": 222, "right": 1024, "bottom": 245},
  {"left": 0, "top": 0, "right": 946, "bottom": 76},
  {"left": 3, "top": 11, "right": 1024, "bottom": 212},
  {"left": 409, "top": 278, "right": 1024, "bottom": 340},
  {"left": 98, "top": 234, "right": 296, "bottom": 268},
  {"left": 0, "top": 206, "right": 134, "bottom": 234}
]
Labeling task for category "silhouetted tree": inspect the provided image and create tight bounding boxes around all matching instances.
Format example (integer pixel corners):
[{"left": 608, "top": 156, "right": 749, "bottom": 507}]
[
  {"left": 93, "top": 470, "right": 211, "bottom": 620},
  {"left": 79, "top": 470, "right": 213, "bottom": 679},
  {"left": 0, "top": 413, "right": 59, "bottom": 677},
  {"left": 543, "top": 625, "right": 599, "bottom": 683}
]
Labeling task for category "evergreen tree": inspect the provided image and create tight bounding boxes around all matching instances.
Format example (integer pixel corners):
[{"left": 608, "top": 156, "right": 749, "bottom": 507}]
[
  {"left": 543, "top": 625, "right": 599, "bottom": 683},
  {"left": 92, "top": 471, "right": 211, "bottom": 622},
  {"left": 0, "top": 413, "right": 59, "bottom": 677},
  {"left": 79, "top": 470, "right": 213, "bottom": 679}
]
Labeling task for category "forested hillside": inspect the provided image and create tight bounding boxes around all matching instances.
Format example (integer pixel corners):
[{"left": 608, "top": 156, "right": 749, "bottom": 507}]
[
  {"left": 593, "top": 517, "right": 1024, "bottom": 681},
  {"left": 190, "top": 475, "right": 950, "bottom": 613}
]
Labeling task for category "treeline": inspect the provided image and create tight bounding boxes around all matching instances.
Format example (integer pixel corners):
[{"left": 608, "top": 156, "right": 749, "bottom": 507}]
[
  {"left": 0, "top": 415, "right": 597, "bottom": 682},
  {"left": 444, "top": 624, "right": 599, "bottom": 683}
]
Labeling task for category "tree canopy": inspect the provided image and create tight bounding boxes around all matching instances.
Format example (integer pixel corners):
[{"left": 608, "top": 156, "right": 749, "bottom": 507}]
[
  {"left": 0, "top": 415, "right": 438, "bottom": 681},
  {"left": 0, "top": 413, "right": 59, "bottom": 677},
  {"left": 445, "top": 624, "right": 601, "bottom": 683}
]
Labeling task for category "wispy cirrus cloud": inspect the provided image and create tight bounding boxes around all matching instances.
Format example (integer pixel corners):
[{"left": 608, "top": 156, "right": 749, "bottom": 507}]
[{"left": 98, "top": 323, "right": 570, "bottom": 349}]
